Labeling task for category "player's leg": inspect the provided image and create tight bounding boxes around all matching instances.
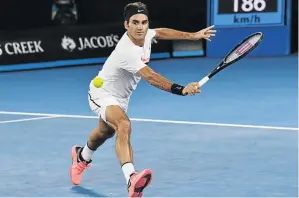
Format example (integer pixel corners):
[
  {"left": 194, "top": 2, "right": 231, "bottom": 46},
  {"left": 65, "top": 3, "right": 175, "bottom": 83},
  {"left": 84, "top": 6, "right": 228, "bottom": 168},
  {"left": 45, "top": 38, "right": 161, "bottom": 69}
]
[
  {"left": 105, "top": 105, "right": 152, "bottom": 197},
  {"left": 70, "top": 117, "right": 115, "bottom": 185},
  {"left": 80, "top": 117, "right": 115, "bottom": 161},
  {"left": 70, "top": 88, "right": 117, "bottom": 185}
]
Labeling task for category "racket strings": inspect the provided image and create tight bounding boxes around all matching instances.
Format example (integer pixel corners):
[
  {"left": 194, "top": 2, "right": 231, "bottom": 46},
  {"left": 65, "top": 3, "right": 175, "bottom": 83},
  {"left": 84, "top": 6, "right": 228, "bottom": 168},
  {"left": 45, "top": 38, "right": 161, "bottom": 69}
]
[{"left": 225, "top": 34, "right": 262, "bottom": 63}]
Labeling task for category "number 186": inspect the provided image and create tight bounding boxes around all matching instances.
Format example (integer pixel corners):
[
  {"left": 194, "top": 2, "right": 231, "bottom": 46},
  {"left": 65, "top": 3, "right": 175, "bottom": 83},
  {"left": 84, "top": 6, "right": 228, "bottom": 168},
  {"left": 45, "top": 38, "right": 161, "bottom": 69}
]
[{"left": 234, "top": 0, "right": 267, "bottom": 12}]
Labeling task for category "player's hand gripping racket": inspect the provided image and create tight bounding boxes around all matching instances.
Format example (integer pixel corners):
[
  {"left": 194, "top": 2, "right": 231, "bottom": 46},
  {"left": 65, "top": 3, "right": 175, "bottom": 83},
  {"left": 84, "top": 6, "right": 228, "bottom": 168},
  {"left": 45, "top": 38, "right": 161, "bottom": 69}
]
[{"left": 198, "top": 32, "right": 263, "bottom": 87}]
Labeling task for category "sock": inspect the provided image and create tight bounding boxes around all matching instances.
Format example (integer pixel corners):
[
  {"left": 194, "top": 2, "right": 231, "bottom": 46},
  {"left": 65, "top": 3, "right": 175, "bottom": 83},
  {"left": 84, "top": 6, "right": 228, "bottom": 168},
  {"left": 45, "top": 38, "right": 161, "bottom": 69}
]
[
  {"left": 121, "top": 162, "right": 135, "bottom": 184},
  {"left": 80, "top": 143, "right": 95, "bottom": 161}
]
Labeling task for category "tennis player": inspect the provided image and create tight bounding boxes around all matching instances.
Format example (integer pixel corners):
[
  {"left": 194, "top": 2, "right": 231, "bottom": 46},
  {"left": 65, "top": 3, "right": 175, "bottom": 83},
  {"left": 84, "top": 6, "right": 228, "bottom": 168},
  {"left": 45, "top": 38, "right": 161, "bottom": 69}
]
[{"left": 70, "top": 2, "right": 216, "bottom": 197}]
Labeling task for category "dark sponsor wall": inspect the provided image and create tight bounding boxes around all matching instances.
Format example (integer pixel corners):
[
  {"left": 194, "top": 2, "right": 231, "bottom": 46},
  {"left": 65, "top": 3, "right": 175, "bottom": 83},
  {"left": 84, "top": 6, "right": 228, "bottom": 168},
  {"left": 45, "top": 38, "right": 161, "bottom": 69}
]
[
  {"left": 0, "top": 22, "right": 171, "bottom": 70},
  {"left": 0, "top": 0, "right": 207, "bottom": 71}
]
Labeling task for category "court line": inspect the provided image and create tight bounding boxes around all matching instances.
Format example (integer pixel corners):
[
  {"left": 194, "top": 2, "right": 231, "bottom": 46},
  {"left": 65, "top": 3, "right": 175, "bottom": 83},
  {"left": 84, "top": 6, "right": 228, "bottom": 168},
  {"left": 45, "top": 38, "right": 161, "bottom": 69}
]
[
  {"left": 0, "top": 116, "right": 58, "bottom": 124},
  {"left": 0, "top": 110, "right": 298, "bottom": 131}
]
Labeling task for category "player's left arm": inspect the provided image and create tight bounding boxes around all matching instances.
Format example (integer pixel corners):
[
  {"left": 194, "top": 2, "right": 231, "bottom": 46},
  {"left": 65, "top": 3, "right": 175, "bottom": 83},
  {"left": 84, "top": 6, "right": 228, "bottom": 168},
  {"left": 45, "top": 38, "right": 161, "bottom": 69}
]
[{"left": 154, "top": 25, "right": 216, "bottom": 41}]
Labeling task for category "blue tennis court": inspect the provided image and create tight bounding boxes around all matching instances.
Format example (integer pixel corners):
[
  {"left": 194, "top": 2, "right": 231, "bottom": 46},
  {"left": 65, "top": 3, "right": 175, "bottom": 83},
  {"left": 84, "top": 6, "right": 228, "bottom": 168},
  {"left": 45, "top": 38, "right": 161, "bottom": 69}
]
[{"left": 0, "top": 56, "right": 298, "bottom": 197}]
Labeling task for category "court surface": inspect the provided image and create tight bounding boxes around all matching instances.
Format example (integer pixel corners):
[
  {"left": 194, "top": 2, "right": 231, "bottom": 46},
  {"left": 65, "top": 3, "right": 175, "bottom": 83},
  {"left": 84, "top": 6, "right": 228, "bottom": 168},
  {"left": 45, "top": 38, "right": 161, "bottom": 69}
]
[{"left": 0, "top": 56, "right": 298, "bottom": 197}]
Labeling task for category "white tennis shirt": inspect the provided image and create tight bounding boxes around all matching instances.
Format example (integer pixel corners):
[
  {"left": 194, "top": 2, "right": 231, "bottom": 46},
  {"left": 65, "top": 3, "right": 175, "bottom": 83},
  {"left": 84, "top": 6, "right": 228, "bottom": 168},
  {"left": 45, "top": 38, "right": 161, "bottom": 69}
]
[{"left": 96, "top": 29, "right": 156, "bottom": 99}]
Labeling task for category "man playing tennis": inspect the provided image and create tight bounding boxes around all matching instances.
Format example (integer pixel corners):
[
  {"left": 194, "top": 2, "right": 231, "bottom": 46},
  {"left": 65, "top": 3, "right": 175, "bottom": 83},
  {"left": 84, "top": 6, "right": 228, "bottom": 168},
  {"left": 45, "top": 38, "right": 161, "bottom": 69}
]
[{"left": 70, "top": 2, "right": 216, "bottom": 197}]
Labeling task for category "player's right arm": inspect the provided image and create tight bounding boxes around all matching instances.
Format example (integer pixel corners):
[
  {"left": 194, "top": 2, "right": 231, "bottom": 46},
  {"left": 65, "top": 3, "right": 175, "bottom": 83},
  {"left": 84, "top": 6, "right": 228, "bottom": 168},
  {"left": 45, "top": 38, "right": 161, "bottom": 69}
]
[
  {"left": 137, "top": 65, "right": 200, "bottom": 96},
  {"left": 121, "top": 52, "right": 200, "bottom": 96}
]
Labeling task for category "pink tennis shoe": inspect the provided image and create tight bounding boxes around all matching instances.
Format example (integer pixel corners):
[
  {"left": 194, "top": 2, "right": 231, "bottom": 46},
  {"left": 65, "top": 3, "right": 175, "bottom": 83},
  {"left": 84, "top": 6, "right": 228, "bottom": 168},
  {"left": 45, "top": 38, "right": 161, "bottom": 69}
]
[
  {"left": 70, "top": 145, "right": 91, "bottom": 185},
  {"left": 127, "top": 169, "right": 152, "bottom": 198},
  {"left": 70, "top": 145, "right": 152, "bottom": 197}
]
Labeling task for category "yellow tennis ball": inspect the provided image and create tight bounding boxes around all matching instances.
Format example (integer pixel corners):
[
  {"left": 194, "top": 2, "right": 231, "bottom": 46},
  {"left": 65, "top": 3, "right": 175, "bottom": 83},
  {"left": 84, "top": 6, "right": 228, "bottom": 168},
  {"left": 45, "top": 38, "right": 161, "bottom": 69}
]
[{"left": 93, "top": 76, "right": 104, "bottom": 88}]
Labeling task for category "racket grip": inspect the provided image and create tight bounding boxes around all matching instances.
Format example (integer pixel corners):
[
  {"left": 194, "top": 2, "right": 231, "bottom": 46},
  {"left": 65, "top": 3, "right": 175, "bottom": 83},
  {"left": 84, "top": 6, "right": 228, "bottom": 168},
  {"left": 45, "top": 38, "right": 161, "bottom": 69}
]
[{"left": 198, "top": 76, "right": 209, "bottom": 87}]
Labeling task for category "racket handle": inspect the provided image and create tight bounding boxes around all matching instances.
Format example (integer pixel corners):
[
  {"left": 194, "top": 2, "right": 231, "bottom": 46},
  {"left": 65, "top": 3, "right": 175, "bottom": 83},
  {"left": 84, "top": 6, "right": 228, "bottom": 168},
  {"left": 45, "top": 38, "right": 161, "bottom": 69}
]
[{"left": 198, "top": 76, "right": 209, "bottom": 87}]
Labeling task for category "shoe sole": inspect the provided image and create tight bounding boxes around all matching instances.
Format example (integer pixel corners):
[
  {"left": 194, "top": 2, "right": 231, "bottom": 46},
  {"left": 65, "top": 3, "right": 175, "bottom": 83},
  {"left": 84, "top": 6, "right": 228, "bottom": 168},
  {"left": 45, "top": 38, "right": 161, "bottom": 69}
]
[{"left": 130, "top": 169, "right": 152, "bottom": 197}]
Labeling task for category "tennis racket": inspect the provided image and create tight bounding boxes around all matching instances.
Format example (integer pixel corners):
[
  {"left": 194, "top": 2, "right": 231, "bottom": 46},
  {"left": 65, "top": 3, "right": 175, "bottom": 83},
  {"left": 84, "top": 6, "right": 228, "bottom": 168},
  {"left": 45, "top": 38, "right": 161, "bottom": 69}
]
[{"left": 198, "top": 32, "right": 264, "bottom": 87}]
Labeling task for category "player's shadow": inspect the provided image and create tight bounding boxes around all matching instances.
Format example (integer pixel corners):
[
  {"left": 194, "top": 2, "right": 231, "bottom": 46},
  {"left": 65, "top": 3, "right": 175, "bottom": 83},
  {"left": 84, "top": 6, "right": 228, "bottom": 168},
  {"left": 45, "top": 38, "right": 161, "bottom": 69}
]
[{"left": 71, "top": 186, "right": 106, "bottom": 197}]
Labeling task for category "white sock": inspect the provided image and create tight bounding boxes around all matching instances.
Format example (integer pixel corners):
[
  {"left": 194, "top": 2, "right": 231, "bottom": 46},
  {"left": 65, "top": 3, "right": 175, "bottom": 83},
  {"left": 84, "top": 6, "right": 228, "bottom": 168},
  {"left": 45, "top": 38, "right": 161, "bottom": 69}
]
[
  {"left": 81, "top": 143, "right": 94, "bottom": 161},
  {"left": 121, "top": 163, "right": 135, "bottom": 184}
]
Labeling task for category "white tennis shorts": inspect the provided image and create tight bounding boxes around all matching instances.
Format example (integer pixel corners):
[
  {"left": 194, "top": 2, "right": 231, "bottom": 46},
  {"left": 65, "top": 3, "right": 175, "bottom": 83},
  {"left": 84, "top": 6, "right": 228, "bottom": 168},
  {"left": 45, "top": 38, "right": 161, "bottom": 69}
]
[{"left": 88, "top": 81, "right": 129, "bottom": 122}]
